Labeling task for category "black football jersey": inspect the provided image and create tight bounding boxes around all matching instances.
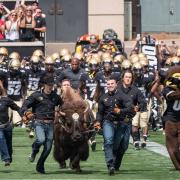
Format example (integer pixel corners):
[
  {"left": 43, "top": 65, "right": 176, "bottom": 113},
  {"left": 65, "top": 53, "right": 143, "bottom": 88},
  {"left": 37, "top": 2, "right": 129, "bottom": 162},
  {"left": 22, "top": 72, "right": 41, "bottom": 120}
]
[
  {"left": 0, "top": 69, "right": 26, "bottom": 101},
  {"left": 95, "top": 71, "right": 120, "bottom": 96},
  {"left": 163, "top": 87, "right": 180, "bottom": 121},
  {"left": 134, "top": 71, "right": 155, "bottom": 99},
  {"left": 25, "top": 68, "right": 45, "bottom": 91},
  {"left": 80, "top": 73, "right": 97, "bottom": 100}
]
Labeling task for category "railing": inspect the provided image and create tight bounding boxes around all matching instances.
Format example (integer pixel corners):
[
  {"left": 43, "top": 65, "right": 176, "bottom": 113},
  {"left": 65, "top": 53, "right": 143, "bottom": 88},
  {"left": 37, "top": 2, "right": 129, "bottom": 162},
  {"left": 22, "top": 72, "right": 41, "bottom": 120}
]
[{"left": 0, "top": 32, "right": 46, "bottom": 57}]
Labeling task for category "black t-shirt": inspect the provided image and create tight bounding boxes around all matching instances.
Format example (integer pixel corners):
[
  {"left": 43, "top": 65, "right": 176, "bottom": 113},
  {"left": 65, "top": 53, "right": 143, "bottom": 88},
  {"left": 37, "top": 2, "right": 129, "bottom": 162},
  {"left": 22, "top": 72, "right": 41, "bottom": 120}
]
[
  {"left": 162, "top": 87, "right": 180, "bottom": 122},
  {"left": 96, "top": 90, "right": 133, "bottom": 123},
  {"left": 20, "top": 90, "right": 63, "bottom": 120},
  {"left": 58, "top": 68, "right": 85, "bottom": 89},
  {"left": 34, "top": 17, "right": 46, "bottom": 39}
]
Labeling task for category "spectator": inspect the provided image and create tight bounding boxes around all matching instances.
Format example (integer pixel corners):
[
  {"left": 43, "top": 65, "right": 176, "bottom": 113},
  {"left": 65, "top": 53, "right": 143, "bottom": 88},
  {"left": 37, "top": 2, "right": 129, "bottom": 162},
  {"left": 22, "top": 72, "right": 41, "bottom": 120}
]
[
  {"left": 0, "top": 4, "right": 5, "bottom": 40},
  {"left": 19, "top": 6, "right": 36, "bottom": 41},
  {"left": 31, "top": 1, "right": 39, "bottom": 14},
  {"left": 31, "top": 1, "right": 46, "bottom": 18},
  {"left": 0, "top": 3, "right": 10, "bottom": 21},
  {"left": 0, "top": 9, "right": 5, "bottom": 40},
  {"left": 16, "top": 5, "right": 26, "bottom": 20},
  {"left": 5, "top": 10, "right": 20, "bottom": 41},
  {"left": 34, "top": 8, "right": 46, "bottom": 40}
]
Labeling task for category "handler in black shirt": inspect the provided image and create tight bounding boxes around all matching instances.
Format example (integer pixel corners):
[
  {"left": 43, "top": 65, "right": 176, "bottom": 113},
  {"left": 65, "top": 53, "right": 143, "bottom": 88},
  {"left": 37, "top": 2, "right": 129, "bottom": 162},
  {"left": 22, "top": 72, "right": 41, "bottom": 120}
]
[
  {"left": 118, "top": 70, "right": 147, "bottom": 150},
  {"left": 20, "top": 76, "right": 63, "bottom": 174},
  {"left": 96, "top": 77, "right": 133, "bottom": 175},
  {"left": 0, "top": 81, "right": 21, "bottom": 166}
]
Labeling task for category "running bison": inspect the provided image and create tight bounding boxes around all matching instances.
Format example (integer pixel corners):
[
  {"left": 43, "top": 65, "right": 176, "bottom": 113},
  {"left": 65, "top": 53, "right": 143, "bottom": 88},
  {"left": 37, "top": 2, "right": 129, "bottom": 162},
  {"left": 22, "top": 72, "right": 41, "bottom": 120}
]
[{"left": 54, "top": 87, "right": 94, "bottom": 172}]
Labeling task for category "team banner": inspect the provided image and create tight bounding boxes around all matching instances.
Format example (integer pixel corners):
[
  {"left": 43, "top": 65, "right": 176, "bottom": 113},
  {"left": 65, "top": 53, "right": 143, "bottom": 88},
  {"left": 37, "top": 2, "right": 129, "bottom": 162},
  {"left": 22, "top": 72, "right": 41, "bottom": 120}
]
[{"left": 141, "top": 44, "right": 158, "bottom": 70}]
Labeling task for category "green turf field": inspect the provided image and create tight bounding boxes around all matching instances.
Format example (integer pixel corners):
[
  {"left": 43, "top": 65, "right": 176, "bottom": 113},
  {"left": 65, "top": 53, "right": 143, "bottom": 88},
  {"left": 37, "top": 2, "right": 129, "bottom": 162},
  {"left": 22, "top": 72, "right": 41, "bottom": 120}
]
[
  {"left": 0, "top": 128, "right": 179, "bottom": 180},
  {"left": 148, "top": 130, "right": 166, "bottom": 145}
]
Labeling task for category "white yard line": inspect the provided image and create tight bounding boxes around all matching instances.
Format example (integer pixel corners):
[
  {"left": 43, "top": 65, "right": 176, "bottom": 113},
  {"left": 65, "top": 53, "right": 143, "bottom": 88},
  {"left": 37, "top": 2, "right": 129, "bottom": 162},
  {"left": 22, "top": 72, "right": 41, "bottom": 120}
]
[{"left": 129, "top": 137, "right": 169, "bottom": 158}]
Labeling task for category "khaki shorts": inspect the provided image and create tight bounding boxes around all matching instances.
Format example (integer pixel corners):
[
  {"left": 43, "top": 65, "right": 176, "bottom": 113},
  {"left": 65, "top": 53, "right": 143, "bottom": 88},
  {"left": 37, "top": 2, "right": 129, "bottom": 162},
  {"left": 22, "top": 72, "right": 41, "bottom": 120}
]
[
  {"left": 132, "top": 111, "right": 148, "bottom": 128},
  {"left": 9, "top": 100, "right": 23, "bottom": 125},
  {"left": 26, "top": 90, "right": 35, "bottom": 97}
]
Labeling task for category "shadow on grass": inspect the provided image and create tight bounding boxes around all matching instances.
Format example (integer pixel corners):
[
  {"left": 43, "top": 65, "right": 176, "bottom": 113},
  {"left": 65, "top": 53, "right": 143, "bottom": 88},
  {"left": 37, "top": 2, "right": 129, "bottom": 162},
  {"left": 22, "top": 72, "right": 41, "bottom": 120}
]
[{"left": 42, "top": 169, "right": 101, "bottom": 175}]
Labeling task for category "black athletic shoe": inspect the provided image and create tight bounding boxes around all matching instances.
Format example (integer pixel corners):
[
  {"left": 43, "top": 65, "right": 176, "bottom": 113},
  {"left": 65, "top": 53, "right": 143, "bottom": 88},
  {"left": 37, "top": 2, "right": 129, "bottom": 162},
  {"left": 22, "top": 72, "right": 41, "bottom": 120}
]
[
  {"left": 141, "top": 140, "right": 147, "bottom": 148},
  {"left": 91, "top": 141, "right": 96, "bottom": 152},
  {"left": 29, "top": 152, "right": 36, "bottom": 162},
  {"left": 4, "top": 161, "right": 10, "bottom": 166},
  {"left": 134, "top": 142, "right": 140, "bottom": 150},
  {"left": 108, "top": 167, "right": 115, "bottom": 176},
  {"left": 36, "top": 166, "right": 45, "bottom": 174}
]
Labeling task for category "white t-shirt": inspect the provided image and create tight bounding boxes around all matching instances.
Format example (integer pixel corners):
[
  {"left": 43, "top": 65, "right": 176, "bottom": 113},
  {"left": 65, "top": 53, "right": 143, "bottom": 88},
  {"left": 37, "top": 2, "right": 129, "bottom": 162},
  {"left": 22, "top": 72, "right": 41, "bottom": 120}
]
[{"left": 5, "top": 21, "right": 19, "bottom": 40}]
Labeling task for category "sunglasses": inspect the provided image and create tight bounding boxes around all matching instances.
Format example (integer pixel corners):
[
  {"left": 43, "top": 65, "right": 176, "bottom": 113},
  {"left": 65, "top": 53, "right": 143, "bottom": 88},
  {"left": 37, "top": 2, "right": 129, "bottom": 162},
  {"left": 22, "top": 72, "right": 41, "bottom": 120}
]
[{"left": 37, "top": 11, "right": 42, "bottom": 13}]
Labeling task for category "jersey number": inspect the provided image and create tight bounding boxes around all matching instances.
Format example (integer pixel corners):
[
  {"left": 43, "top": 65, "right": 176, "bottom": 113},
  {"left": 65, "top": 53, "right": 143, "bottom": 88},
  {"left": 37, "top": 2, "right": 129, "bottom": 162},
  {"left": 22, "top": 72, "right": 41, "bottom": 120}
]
[
  {"left": 8, "top": 84, "right": 21, "bottom": 95},
  {"left": 173, "top": 100, "right": 180, "bottom": 111},
  {"left": 29, "top": 81, "right": 38, "bottom": 91},
  {"left": 90, "top": 87, "right": 96, "bottom": 98}
]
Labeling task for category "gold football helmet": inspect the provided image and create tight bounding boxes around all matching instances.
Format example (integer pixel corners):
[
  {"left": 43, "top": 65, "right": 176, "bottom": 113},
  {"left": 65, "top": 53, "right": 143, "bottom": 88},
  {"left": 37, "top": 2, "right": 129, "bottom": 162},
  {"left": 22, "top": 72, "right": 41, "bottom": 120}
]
[
  {"left": 30, "top": 55, "right": 40, "bottom": 63},
  {"left": 45, "top": 56, "right": 55, "bottom": 64},
  {"left": 101, "top": 52, "right": 111, "bottom": 60},
  {"left": 140, "top": 57, "right": 149, "bottom": 67},
  {"left": 102, "top": 56, "right": 113, "bottom": 64},
  {"left": 130, "top": 54, "right": 139, "bottom": 64},
  {"left": 166, "top": 72, "right": 180, "bottom": 90},
  {"left": 132, "top": 62, "right": 142, "bottom": 70},
  {"left": 165, "top": 57, "right": 172, "bottom": 66},
  {"left": 121, "top": 59, "right": 132, "bottom": 69},
  {"left": 73, "top": 52, "right": 84, "bottom": 60},
  {"left": 33, "top": 49, "right": 44, "bottom": 57},
  {"left": 138, "top": 53, "right": 146, "bottom": 59},
  {"left": 0, "top": 47, "right": 8, "bottom": 56},
  {"left": 176, "top": 48, "right": 180, "bottom": 57},
  {"left": 9, "top": 59, "right": 21, "bottom": 70},
  {"left": 93, "top": 53, "right": 101, "bottom": 64},
  {"left": 88, "top": 58, "right": 98, "bottom": 65},
  {"left": 60, "top": 48, "right": 70, "bottom": 57},
  {"left": 113, "top": 54, "right": 125, "bottom": 64},
  {"left": 9, "top": 52, "right": 20, "bottom": 60},
  {"left": 61, "top": 54, "right": 72, "bottom": 62},
  {"left": 51, "top": 52, "right": 60, "bottom": 61}
]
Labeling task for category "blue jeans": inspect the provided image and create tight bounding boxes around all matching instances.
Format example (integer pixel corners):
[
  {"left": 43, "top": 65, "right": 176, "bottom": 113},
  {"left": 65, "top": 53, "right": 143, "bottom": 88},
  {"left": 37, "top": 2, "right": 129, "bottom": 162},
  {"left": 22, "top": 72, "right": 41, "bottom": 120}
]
[
  {"left": 32, "top": 122, "right": 54, "bottom": 169},
  {"left": 0, "top": 123, "right": 13, "bottom": 162},
  {"left": 103, "top": 120, "right": 131, "bottom": 169}
]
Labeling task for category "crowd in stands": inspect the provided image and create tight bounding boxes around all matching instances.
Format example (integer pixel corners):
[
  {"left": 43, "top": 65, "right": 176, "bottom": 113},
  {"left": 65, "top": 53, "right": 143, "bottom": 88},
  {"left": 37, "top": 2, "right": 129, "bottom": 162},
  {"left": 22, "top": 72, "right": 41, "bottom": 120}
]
[{"left": 0, "top": 1, "right": 46, "bottom": 42}]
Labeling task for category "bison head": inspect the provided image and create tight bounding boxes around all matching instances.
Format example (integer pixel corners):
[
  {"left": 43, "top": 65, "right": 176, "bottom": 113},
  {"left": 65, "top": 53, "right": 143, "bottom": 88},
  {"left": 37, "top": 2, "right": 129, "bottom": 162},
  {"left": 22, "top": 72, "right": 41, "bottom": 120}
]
[{"left": 60, "top": 100, "right": 90, "bottom": 142}]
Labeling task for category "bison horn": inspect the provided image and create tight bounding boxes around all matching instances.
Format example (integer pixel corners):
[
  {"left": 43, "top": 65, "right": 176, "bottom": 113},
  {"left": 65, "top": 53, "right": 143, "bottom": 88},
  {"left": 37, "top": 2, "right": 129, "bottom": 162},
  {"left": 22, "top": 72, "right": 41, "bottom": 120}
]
[{"left": 84, "top": 105, "right": 89, "bottom": 114}]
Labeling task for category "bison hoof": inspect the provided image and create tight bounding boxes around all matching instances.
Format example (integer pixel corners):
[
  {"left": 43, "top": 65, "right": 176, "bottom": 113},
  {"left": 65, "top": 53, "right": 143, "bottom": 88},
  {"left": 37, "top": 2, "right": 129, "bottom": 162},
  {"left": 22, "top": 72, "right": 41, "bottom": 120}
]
[
  {"left": 60, "top": 162, "right": 66, "bottom": 169},
  {"left": 75, "top": 168, "right": 82, "bottom": 173}
]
